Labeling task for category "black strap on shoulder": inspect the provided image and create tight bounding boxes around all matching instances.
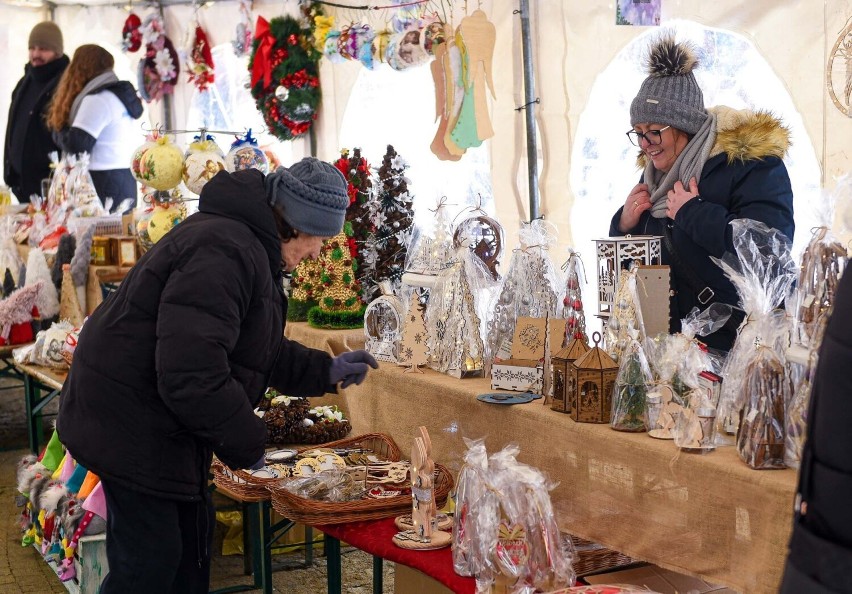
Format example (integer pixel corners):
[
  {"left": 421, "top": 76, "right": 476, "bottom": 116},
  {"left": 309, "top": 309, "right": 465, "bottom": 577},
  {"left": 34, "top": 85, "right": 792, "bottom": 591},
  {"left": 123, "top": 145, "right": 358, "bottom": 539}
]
[{"left": 662, "top": 224, "right": 741, "bottom": 335}]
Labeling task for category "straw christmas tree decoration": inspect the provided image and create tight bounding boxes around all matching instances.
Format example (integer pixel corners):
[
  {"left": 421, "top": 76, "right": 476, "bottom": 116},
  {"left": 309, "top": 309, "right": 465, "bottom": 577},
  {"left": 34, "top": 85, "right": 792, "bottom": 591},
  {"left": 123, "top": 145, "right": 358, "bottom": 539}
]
[{"left": 306, "top": 231, "right": 366, "bottom": 329}]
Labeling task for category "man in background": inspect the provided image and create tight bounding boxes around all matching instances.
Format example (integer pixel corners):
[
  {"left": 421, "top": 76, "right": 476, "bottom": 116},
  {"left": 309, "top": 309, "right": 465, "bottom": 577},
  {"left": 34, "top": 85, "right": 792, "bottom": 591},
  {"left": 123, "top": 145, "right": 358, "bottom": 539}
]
[{"left": 4, "top": 21, "right": 69, "bottom": 202}]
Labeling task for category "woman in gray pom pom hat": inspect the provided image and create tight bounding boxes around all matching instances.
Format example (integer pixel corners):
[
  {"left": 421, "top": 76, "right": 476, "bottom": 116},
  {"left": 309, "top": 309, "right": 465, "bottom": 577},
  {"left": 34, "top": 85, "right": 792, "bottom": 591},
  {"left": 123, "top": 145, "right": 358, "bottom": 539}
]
[
  {"left": 57, "top": 157, "right": 377, "bottom": 593},
  {"left": 610, "top": 34, "right": 794, "bottom": 351}
]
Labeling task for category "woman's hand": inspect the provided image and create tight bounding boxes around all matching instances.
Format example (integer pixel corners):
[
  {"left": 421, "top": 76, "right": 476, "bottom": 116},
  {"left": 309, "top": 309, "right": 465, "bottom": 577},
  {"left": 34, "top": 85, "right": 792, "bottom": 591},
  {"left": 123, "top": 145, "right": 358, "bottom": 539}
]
[
  {"left": 666, "top": 177, "right": 699, "bottom": 220},
  {"left": 618, "top": 183, "right": 651, "bottom": 232}
]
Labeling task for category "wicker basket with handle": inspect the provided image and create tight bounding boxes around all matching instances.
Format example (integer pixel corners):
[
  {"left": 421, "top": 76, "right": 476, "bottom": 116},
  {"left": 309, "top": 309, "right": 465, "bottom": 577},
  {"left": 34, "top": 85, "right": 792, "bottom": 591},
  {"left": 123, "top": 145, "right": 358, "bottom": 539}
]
[{"left": 266, "top": 433, "right": 454, "bottom": 525}]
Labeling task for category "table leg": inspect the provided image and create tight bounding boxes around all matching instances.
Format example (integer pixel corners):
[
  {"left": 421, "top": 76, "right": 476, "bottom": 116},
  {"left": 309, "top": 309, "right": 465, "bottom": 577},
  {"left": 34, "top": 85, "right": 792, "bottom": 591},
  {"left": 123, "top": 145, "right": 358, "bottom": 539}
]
[
  {"left": 324, "top": 534, "right": 342, "bottom": 594},
  {"left": 259, "top": 501, "right": 272, "bottom": 594},
  {"left": 373, "top": 555, "right": 384, "bottom": 594},
  {"left": 305, "top": 526, "right": 314, "bottom": 567},
  {"left": 241, "top": 501, "right": 252, "bottom": 576},
  {"left": 23, "top": 375, "right": 42, "bottom": 454}
]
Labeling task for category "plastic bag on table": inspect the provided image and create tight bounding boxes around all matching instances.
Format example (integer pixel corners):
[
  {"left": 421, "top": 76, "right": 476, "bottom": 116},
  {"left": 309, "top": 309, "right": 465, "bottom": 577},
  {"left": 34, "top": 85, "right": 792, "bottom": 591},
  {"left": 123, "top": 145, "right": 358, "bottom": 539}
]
[
  {"left": 0, "top": 216, "right": 24, "bottom": 287},
  {"left": 453, "top": 438, "right": 490, "bottom": 577},
  {"left": 712, "top": 219, "right": 797, "bottom": 466},
  {"left": 46, "top": 152, "right": 70, "bottom": 205},
  {"left": 604, "top": 263, "right": 645, "bottom": 365},
  {"left": 65, "top": 153, "right": 106, "bottom": 217},
  {"left": 473, "top": 444, "right": 575, "bottom": 594},
  {"left": 794, "top": 177, "right": 848, "bottom": 349},
  {"left": 610, "top": 333, "right": 653, "bottom": 432},
  {"left": 283, "top": 470, "right": 364, "bottom": 502},
  {"left": 485, "top": 220, "right": 563, "bottom": 372}
]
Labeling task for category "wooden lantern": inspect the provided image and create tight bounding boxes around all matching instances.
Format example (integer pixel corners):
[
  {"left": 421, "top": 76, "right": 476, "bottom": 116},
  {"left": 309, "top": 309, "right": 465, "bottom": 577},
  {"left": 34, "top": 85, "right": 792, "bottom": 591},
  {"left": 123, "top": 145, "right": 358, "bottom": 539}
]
[
  {"left": 568, "top": 332, "right": 618, "bottom": 423},
  {"left": 551, "top": 337, "right": 590, "bottom": 413},
  {"left": 594, "top": 235, "right": 661, "bottom": 316}
]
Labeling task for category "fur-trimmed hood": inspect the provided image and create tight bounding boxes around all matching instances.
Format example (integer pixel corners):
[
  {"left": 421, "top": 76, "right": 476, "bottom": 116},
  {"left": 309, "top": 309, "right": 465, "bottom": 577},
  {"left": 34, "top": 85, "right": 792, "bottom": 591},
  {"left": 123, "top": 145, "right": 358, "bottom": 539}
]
[{"left": 637, "top": 105, "right": 791, "bottom": 168}]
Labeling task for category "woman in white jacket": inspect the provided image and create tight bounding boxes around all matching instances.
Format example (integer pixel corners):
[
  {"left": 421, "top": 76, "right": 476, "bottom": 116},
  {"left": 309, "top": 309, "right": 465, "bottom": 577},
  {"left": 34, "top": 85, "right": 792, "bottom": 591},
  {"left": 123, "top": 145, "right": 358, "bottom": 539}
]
[{"left": 46, "top": 44, "right": 143, "bottom": 209}]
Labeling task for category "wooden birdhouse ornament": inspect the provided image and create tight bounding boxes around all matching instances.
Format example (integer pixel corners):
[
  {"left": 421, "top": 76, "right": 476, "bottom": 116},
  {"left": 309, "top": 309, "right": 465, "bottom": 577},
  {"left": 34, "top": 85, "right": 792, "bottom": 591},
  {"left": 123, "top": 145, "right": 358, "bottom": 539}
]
[
  {"left": 568, "top": 332, "right": 618, "bottom": 423},
  {"left": 551, "top": 337, "right": 590, "bottom": 414}
]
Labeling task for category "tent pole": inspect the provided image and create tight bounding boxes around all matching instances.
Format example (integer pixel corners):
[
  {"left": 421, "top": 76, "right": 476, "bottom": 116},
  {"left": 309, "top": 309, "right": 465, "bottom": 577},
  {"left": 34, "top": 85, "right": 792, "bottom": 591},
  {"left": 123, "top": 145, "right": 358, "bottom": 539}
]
[
  {"left": 158, "top": 0, "right": 174, "bottom": 131},
  {"left": 518, "top": 0, "right": 539, "bottom": 221}
]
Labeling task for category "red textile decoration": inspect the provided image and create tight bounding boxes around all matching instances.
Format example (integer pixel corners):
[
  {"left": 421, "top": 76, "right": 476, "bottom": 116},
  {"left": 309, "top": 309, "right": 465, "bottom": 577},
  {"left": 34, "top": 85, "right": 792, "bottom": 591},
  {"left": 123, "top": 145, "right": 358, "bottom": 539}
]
[
  {"left": 187, "top": 25, "right": 215, "bottom": 91},
  {"left": 251, "top": 16, "right": 276, "bottom": 89},
  {"left": 122, "top": 13, "right": 142, "bottom": 53},
  {"left": 0, "top": 321, "right": 34, "bottom": 346},
  {"left": 314, "top": 518, "right": 475, "bottom": 594}
]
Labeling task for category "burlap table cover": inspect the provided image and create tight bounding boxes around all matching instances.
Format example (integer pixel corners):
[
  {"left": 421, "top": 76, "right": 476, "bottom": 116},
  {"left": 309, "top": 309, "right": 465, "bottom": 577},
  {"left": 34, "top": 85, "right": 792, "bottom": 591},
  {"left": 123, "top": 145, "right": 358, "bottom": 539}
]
[
  {"left": 341, "top": 362, "right": 797, "bottom": 594},
  {"left": 283, "top": 322, "right": 366, "bottom": 419}
]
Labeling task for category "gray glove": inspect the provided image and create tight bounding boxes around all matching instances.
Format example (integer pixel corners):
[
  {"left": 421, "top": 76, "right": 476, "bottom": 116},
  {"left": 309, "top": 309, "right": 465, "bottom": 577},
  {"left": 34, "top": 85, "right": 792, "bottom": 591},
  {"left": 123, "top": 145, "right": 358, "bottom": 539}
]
[{"left": 328, "top": 350, "right": 379, "bottom": 388}]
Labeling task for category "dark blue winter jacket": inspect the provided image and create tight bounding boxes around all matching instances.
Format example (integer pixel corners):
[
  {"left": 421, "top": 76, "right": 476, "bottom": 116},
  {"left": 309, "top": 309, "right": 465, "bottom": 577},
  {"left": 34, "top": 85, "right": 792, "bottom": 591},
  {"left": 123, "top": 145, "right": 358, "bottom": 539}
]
[{"left": 610, "top": 107, "right": 795, "bottom": 350}]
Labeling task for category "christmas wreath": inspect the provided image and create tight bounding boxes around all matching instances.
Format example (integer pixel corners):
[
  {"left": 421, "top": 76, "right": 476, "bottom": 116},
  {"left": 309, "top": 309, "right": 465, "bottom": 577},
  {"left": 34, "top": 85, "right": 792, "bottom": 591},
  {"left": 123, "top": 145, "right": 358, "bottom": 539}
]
[{"left": 249, "top": 14, "right": 322, "bottom": 141}]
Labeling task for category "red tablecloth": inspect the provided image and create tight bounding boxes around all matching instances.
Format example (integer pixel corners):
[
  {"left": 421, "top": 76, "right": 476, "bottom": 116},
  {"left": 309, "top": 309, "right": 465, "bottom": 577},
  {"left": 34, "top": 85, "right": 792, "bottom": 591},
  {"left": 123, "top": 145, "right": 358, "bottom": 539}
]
[{"left": 314, "top": 517, "right": 475, "bottom": 594}]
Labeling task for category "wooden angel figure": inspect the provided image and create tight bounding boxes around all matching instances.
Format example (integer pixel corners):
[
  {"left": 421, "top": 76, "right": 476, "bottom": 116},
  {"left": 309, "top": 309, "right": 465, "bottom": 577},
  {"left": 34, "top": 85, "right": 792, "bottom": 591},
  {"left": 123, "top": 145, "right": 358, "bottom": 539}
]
[
  {"left": 398, "top": 293, "right": 428, "bottom": 373},
  {"left": 430, "top": 24, "right": 461, "bottom": 162}
]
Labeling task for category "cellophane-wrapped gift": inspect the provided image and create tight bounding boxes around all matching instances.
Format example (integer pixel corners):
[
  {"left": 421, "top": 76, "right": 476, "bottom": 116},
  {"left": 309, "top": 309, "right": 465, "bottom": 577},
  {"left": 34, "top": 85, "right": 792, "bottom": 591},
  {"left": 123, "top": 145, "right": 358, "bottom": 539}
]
[
  {"left": 468, "top": 444, "right": 575, "bottom": 594},
  {"left": 485, "top": 220, "right": 563, "bottom": 373},
  {"left": 643, "top": 306, "right": 726, "bottom": 438},
  {"left": 604, "top": 263, "right": 644, "bottom": 365},
  {"left": 792, "top": 180, "right": 847, "bottom": 349},
  {"left": 452, "top": 438, "right": 490, "bottom": 577},
  {"left": 610, "top": 330, "right": 653, "bottom": 432},
  {"left": 713, "top": 220, "right": 797, "bottom": 469}
]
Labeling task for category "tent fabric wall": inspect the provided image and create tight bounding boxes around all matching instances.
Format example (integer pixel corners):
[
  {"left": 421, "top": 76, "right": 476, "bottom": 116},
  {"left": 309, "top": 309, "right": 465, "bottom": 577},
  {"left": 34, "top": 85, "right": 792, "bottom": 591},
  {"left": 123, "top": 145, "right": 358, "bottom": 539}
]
[{"left": 1, "top": 0, "right": 851, "bottom": 250}]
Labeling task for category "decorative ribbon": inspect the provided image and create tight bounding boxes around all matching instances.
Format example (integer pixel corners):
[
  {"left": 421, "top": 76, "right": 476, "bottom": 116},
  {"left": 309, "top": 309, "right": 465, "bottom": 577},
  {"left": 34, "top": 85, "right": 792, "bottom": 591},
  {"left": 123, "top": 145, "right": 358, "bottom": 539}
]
[{"left": 251, "top": 16, "right": 275, "bottom": 89}]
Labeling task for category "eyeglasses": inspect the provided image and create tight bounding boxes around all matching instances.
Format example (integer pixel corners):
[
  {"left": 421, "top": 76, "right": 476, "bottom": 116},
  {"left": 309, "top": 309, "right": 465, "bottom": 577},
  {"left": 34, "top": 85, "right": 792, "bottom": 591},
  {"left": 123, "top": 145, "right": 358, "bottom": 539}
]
[{"left": 626, "top": 126, "right": 671, "bottom": 146}]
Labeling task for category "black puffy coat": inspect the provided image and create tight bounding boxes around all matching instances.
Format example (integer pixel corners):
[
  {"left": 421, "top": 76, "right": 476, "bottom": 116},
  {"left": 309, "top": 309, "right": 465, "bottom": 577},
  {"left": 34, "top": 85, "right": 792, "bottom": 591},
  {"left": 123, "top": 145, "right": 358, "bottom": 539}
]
[
  {"left": 57, "top": 169, "right": 334, "bottom": 501},
  {"left": 610, "top": 107, "right": 795, "bottom": 350},
  {"left": 781, "top": 269, "right": 852, "bottom": 593},
  {"left": 4, "top": 56, "right": 70, "bottom": 202}
]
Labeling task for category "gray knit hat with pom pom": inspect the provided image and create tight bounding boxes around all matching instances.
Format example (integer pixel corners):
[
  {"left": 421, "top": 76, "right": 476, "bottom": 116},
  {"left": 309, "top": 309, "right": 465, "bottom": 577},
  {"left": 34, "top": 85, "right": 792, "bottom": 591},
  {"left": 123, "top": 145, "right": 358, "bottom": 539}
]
[
  {"left": 630, "top": 36, "right": 707, "bottom": 135},
  {"left": 265, "top": 157, "right": 349, "bottom": 237}
]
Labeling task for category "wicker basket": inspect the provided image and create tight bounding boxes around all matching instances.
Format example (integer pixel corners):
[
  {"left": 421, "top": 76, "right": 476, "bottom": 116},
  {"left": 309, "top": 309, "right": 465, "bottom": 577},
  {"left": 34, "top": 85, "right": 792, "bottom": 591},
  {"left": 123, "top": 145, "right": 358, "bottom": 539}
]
[
  {"left": 570, "top": 535, "right": 636, "bottom": 577},
  {"left": 267, "top": 433, "right": 454, "bottom": 525},
  {"left": 211, "top": 457, "right": 281, "bottom": 502}
]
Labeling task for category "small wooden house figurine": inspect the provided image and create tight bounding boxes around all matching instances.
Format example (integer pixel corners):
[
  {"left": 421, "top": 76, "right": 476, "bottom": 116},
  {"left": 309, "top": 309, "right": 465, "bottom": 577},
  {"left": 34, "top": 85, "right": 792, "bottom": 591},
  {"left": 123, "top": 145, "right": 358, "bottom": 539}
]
[
  {"left": 568, "top": 332, "right": 618, "bottom": 423},
  {"left": 551, "top": 337, "right": 590, "bottom": 413}
]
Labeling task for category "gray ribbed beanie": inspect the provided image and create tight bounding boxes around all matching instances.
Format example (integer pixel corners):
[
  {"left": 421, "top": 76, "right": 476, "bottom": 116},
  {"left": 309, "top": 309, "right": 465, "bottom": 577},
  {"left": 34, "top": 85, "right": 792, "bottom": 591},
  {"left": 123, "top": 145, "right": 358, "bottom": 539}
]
[
  {"left": 265, "top": 157, "right": 349, "bottom": 237},
  {"left": 630, "top": 36, "right": 707, "bottom": 135}
]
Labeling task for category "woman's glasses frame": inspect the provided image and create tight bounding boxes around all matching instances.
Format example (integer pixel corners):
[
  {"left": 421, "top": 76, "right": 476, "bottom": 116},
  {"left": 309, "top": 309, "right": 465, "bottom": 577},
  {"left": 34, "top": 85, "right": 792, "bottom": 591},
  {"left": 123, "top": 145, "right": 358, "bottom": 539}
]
[{"left": 626, "top": 125, "right": 671, "bottom": 146}]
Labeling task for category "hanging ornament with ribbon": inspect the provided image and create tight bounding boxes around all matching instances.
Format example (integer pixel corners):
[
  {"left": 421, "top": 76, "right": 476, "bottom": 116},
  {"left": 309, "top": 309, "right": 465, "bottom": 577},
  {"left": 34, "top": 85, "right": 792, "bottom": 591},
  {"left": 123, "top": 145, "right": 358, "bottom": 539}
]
[
  {"left": 233, "top": 0, "right": 254, "bottom": 57},
  {"left": 248, "top": 11, "right": 322, "bottom": 141}
]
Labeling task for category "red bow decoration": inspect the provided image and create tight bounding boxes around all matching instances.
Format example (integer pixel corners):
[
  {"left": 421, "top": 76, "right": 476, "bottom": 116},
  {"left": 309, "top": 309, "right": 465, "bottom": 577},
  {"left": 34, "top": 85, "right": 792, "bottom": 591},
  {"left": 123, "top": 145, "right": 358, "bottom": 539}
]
[{"left": 251, "top": 16, "right": 276, "bottom": 89}]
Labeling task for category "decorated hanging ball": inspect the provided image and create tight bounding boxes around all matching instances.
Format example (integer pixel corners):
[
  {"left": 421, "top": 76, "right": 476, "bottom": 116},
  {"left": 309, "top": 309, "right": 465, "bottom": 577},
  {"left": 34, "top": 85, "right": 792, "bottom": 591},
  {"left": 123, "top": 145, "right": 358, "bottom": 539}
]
[
  {"left": 225, "top": 131, "right": 269, "bottom": 174},
  {"left": 147, "top": 206, "right": 184, "bottom": 244},
  {"left": 130, "top": 137, "right": 156, "bottom": 184},
  {"left": 275, "top": 85, "right": 289, "bottom": 101},
  {"left": 182, "top": 138, "right": 226, "bottom": 195},
  {"left": 134, "top": 136, "right": 184, "bottom": 191},
  {"left": 135, "top": 191, "right": 187, "bottom": 251}
]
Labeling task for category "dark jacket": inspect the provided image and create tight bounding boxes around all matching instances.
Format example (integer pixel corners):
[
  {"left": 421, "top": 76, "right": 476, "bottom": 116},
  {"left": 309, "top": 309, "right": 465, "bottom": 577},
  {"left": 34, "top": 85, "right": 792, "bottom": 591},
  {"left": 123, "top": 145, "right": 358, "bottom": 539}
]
[
  {"left": 781, "top": 270, "right": 852, "bottom": 592},
  {"left": 610, "top": 107, "right": 795, "bottom": 350},
  {"left": 4, "top": 56, "right": 70, "bottom": 202},
  {"left": 57, "top": 169, "right": 334, "bottom": 501}
]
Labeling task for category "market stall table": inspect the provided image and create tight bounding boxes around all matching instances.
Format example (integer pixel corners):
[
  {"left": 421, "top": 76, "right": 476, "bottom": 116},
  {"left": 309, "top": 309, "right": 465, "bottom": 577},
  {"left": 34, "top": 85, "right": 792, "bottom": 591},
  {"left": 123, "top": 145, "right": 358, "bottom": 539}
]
[
  {"left": 337, "top": 362, "right": 797, "bottom": 594},
  {"left": 314, "top": 517, "right": 475, "bottom": 594},
  {"left": 13, "top": 361, "right": 66, "bottom": 454}
]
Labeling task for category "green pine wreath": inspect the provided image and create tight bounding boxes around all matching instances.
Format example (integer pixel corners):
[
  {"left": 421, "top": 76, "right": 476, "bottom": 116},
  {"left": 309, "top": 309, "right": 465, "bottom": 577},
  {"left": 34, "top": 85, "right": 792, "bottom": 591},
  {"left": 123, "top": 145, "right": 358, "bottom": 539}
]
[{"left": 249, "top": 15, "right": 322, "bottom": 141}]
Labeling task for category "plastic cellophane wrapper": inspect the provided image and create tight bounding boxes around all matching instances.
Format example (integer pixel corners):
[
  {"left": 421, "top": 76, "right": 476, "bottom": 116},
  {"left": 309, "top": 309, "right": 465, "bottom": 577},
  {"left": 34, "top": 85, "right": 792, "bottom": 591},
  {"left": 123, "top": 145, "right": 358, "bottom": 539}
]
[
  {"left": 785, "top": 315, "right": 827, "bottom": 469},
  {"left": 425, "top": 246, "right": 496, "bottom": 375},
  {"left": 283, "top": 470, "right": 365, "bottom": 502},
  {"left": 604, "top": 264, "right": 645, "bottom": 365},
  {"left": 611, "top": 333, "right": 653, "bottom": 432},
  {"left": 65, "top": 153, "right": 106, "bottom": 217},
  {"left": 712, "top": 220, "right": 797, "bottom": 465},
  {"left": 46, "top": 151, "right": 69, "bottom": 205},
  {"left": 453, "top": 438, "right": 489, "bottom": 577},
  {"left": 0, "top": 216, "right": 24, "bottom": 285},
  {"left": 561, "top": 249, "right": 589, "bottom": 344},
  {"left": 470, "top": 444, "right": 575, "bottom": 594},
  {"left": 485, "top": 220, "right": 563, "bottom": 373},
  {"left": 792, "top": 187, "right": 847, "bottom": 348}
]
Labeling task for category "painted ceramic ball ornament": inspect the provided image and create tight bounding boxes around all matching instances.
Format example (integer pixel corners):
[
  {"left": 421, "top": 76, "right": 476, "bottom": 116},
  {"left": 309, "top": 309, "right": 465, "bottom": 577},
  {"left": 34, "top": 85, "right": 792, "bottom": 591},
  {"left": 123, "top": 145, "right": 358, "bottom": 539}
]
[
  {"left": 147, "top": 207, "right": 184, "bottom": 244},
  {"left": 225, "top": 130, "right": 269, "bottom": 174},
  {"left": 182, "top": 138, "right": 226, "bottom": 195},
  {"left": 136, "top": 192, "right": 187, "bottom": 251},
  {"left": 134, "top": 136, "right": 184, "bottom": 191}
]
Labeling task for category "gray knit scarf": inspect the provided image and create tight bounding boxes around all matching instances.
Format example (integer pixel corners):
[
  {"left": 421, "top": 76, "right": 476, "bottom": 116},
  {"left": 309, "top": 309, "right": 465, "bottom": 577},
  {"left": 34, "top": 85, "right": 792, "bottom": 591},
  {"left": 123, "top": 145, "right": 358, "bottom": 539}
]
[
  {"left": 646, "top": 112, "right": 717, "bottom": 218},
  {"left": 68, "top": 71, "right": 119, "bottom": 126}
]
